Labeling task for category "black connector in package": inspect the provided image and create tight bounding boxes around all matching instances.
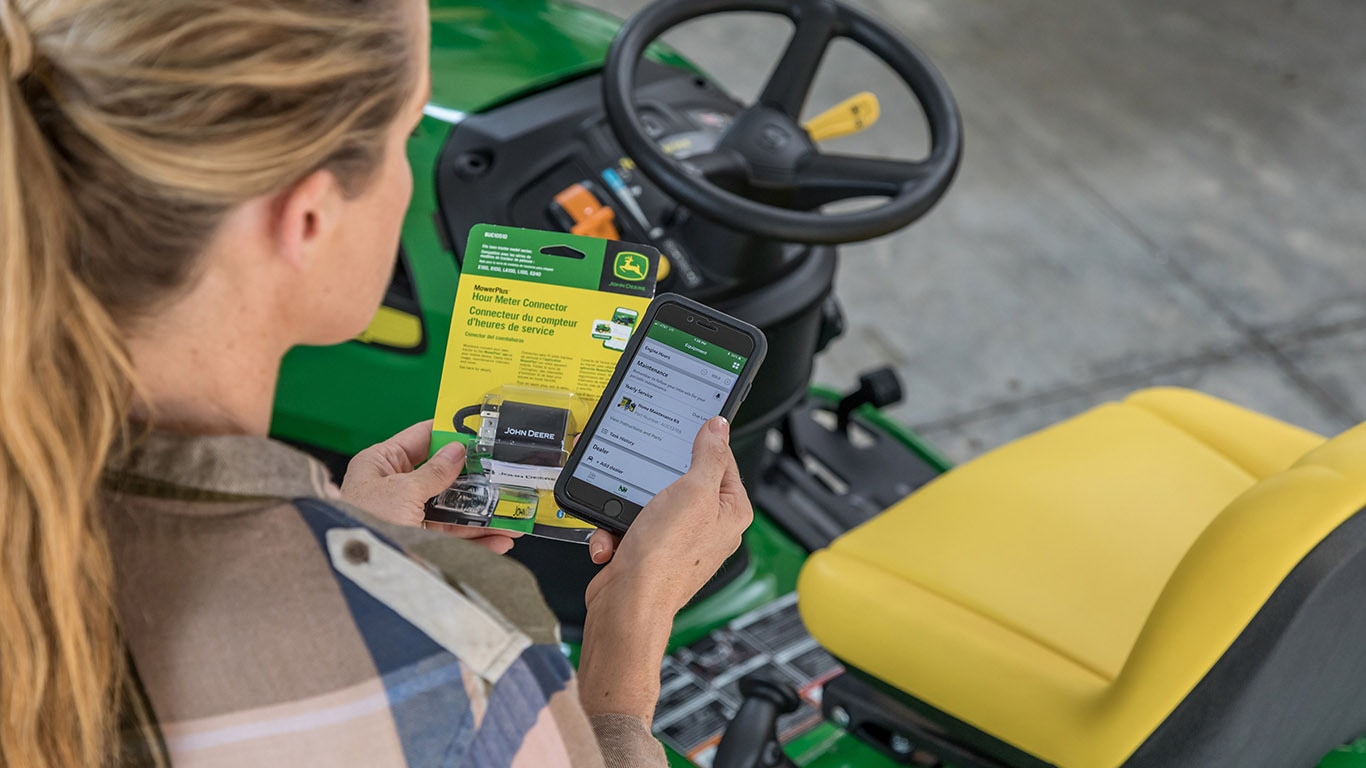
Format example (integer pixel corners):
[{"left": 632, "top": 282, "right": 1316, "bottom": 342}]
[
  {"left": 489, "top": 401, "right": 571, "bottom": 467},
  {"left": 431, "top": 388, "right": 579, "bottom": 527},
  {"left": 450, "top": 386, "right": 580, "bottom": 491}
]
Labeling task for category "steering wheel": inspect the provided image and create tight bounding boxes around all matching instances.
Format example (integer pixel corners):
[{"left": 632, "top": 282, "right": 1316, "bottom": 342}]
[{"left": 603, "top": 0, "right": 963, "bottom": 245}]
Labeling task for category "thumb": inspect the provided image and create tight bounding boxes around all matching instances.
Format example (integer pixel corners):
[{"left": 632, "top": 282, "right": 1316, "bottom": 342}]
[
  {"left": 407, "top": 441, "right": 467, "bottom": 499},
  {"left": 687, "top": 417, "right": 733, "bottom": 489}
]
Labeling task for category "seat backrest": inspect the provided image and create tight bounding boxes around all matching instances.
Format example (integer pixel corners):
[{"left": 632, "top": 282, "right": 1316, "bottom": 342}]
[
  {"left": 1293, "top": 420, "right": 1366, "bottom": 478},
  {"left": 1117, "top": 421, "right": 1366, "bottom": 766},
  {"left": 1126, "top": 388, "right": 1325, "bottom": 479},
  {"left": 1102, "top": 421, "right": 1366, "bottom": 760}
]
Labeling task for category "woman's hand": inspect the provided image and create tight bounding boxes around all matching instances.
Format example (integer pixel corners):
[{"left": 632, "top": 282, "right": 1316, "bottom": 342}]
[
  {"left": 424, "top": 520, "right": 523, "bottom": 555},
  {"left": 339, "top": 420, "right": 523, "bottom": 554},
  {"left": 577, "top": 417, "right": 753, "bottom": 723},
  {"left": 584, "top": 416, "right": 752, "bottom": 615}
]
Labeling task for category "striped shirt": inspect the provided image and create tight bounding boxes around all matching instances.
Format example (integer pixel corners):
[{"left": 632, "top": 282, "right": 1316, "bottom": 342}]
[{"left": 103, "top": 431, "right": 666, "bottom": 767}]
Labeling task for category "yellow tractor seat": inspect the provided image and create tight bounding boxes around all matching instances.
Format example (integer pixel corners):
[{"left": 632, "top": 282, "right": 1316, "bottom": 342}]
[{"left": 798, "top": 387, "right": 1366, "bottom": 768}]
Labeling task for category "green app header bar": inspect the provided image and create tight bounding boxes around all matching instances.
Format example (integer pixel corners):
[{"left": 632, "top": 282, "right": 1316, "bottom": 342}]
[{"left": 647, "top": 321, "right": 748, "bottom": 371}]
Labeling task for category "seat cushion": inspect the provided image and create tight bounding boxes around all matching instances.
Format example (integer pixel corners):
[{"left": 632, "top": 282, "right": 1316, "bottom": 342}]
[{"left": 798, "top": 388, "right": 1327, "bottom": 767}]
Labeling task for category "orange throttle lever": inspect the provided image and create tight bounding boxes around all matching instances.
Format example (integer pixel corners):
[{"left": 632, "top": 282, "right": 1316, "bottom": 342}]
[{"left": 550, "top": 182, "right": 621, "bottom": 240}]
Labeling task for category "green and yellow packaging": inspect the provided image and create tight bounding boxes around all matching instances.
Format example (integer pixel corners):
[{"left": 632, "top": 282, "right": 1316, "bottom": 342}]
[{"left": 429, "top": 224, "right": 660, "bottom": 542}]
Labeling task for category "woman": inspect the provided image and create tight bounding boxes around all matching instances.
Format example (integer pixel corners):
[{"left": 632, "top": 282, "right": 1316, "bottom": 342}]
[{"left": 0, "top": 0, "right": 752, "bottom": 766}]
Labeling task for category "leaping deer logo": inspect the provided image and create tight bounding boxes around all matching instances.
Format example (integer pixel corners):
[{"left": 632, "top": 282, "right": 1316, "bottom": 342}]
[{"left": 614, "top": 252, "right": 649, "bottom": 282}]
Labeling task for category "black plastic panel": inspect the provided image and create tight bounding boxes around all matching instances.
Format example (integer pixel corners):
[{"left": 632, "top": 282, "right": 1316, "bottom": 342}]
[{"left": 436, "top": 62, "right": 743, "bottom": 297}]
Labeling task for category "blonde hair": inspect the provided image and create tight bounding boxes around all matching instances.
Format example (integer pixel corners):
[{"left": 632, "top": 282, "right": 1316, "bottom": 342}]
[{"left": 0, "top": 1, "right": 415, "bottom": 764}]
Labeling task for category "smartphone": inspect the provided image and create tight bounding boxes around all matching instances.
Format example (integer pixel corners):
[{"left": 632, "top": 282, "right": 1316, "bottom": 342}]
[{"left": 554, "top": 293, "right": 767, "bottom": 534}]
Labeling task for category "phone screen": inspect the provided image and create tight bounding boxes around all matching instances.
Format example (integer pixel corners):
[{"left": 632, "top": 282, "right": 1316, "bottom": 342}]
[{"left": 570, "top": 318, "right": 749, "bottom": 507}]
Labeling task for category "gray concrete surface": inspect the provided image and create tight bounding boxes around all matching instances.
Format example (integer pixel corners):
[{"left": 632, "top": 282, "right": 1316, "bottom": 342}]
[{"left": 582, "top": 0, "right": 1366, "bottom": 461}]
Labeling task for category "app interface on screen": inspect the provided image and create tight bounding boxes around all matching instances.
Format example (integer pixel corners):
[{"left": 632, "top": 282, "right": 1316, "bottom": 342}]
[{"left": 572, "top": 320, "right": 748, "bottom": 508}]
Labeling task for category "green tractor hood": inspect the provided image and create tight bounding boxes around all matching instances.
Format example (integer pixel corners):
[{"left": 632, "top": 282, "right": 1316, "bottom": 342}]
[{"left": 428, "top": 0, "right": 690, "bottom": 116}]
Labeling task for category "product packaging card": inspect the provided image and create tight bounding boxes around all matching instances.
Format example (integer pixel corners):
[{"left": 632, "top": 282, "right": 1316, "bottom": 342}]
[{"left": 429, "top": 224, "right": 660, "bottom": 542}]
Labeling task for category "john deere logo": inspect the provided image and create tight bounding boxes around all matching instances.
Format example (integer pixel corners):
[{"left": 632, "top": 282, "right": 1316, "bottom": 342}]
[{"left": 613, "top": 252, "right": 649, "bottom": 282}]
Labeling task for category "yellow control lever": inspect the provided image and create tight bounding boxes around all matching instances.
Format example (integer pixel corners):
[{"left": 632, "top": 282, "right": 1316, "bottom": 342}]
[{"left": 803, "top": 92, "right": 881, "bottom": 142}]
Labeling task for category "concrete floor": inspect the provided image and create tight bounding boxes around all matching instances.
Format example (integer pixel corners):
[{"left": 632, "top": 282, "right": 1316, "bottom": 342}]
[{"left": 582, "top": 0, "right": 1366, "bottom": 461}]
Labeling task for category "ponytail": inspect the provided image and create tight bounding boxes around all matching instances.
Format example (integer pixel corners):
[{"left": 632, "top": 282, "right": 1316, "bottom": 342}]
[
  {"left": 1, "top": 0, "right": 415, "bottom": 763},
  {"left": 0, "top": 14, "right": 135, "bottom": 767}
]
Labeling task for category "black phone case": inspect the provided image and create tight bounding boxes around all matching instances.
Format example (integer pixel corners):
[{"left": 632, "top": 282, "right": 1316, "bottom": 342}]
[{"left": 553, "top": 293, "right": 768, "bottom": 535}]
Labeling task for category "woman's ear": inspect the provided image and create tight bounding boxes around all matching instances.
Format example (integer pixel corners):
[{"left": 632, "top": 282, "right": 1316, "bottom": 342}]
[{"left": 273, "top": 168, "right": 341, "bottom": 271}]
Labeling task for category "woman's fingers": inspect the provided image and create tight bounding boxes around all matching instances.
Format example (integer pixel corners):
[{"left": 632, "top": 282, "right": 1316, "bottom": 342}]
[
  {"left": 424, "top": 522, "right": 525, "bottom": 554},
  {"left": 685, "top": 417, "right": 732, "bottom": 490},
  {"left": 588, "top": 528, "right": 620, "bottom": 565},
  {"left": 384, "top": 419, "right": 439, "bottom": 467},
  {"left": 339, "top": 425, "right": 466, "bottom": 528},
  {"left": 404, "top": 441, "right": 466, "bottom": 500}
]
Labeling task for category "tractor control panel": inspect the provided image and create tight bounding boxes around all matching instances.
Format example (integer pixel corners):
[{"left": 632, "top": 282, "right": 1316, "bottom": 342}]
[{"left": 434, "top": 62, "right": 743, "bottom": 298}]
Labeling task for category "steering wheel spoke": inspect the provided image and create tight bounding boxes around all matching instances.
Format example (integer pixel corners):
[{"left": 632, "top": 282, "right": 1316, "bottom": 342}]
[
  {"left": 684, "top": 148, "right": 752, "bottom": 189},
  {"left": 757, "top": 0, "right": 841, "bottom": 118},
  {"left": 793, "top": 153, "right": 933, "bottom": 208}
]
